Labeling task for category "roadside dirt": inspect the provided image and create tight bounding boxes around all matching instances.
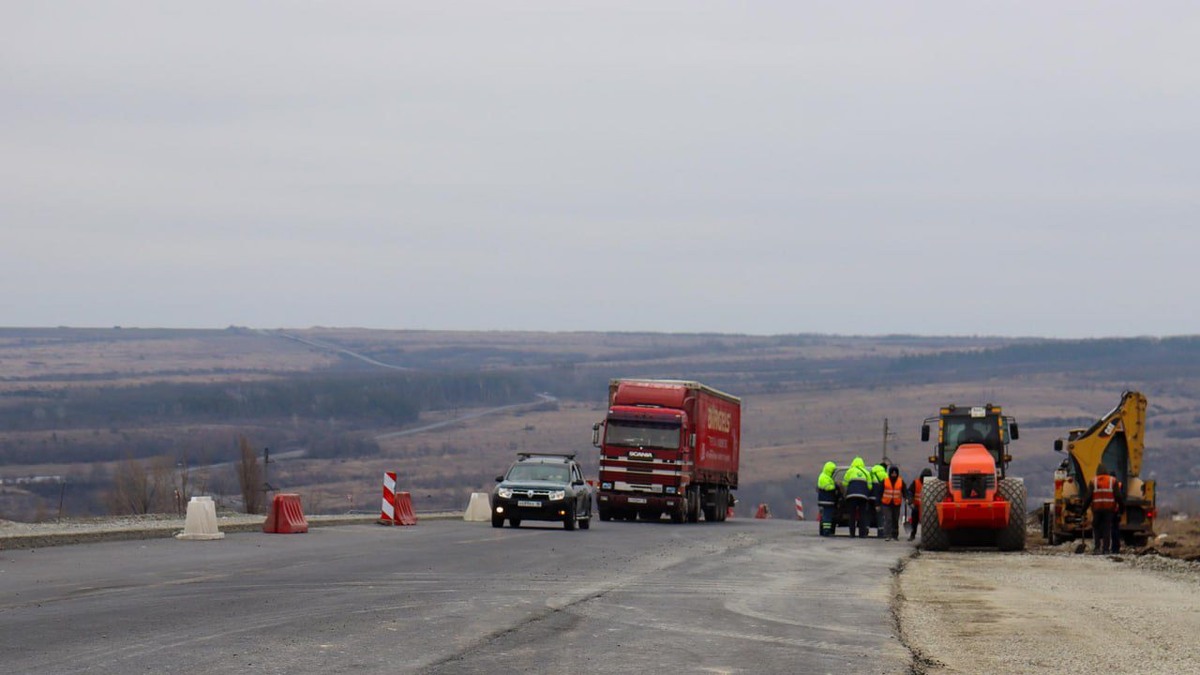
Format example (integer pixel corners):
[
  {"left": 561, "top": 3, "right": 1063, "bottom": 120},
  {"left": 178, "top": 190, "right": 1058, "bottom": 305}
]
[{"left": 897, "top": 548, "right": 1200, "bottom": 674}]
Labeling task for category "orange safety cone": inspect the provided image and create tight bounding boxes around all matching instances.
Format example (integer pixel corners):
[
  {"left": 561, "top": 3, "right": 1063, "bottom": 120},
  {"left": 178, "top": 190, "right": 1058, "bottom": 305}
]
[
  {"left": 754, "top": 503, "right": 772, "bottom": 519},
  {"left": 263, "top": 494, "right": 308, "bottom": 533},
  {"left": 393, "top": 491, "right": 418, "bottom": 526}
]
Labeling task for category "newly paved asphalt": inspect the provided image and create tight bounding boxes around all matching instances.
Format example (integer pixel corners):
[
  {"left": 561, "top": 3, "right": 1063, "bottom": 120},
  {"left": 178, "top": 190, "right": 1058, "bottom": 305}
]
[{"left": 0, "top": 518, "right": 913, "bottom": 673}]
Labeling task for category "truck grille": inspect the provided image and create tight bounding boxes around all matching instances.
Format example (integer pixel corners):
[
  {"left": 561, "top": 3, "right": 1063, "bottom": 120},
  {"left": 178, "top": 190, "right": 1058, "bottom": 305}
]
[{"left": 952, "top": 474, "right": 994, "bottom": 499}]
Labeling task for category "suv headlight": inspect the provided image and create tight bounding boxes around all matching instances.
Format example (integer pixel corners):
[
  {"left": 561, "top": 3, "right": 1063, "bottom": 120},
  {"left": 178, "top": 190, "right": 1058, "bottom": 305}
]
[
  {"left": 497, "top": 487, "right": 514, "bottom": 499},
  {"left": 549, "top": 490, "right": 566, "bottom": 501}
]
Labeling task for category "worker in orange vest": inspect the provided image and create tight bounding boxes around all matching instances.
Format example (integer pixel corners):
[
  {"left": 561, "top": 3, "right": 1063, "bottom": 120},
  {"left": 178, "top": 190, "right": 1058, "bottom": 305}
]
[
  {"left": 1082, "top": 465, "right": 1125, "bottom": 555},
  {"left": 880, "top": 465, "right": 904, "bottom": 540},
  {"left": 907, "top": 468, "right": 932, "bottom": 541}
]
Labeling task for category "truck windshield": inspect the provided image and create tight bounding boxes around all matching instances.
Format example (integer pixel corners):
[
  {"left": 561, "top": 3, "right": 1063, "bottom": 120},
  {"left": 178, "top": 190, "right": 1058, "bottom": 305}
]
[{"left": 605, "top": 421, "right": 681, "bottom": 450}]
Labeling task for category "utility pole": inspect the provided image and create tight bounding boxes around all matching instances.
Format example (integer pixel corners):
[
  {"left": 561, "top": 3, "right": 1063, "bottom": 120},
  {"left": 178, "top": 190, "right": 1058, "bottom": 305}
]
[
  {"left": 881, "top": 418, "right": 896, "bottom": 465},
  {"left": 262, "top": 447, "right": 277, "bottom": 494}
]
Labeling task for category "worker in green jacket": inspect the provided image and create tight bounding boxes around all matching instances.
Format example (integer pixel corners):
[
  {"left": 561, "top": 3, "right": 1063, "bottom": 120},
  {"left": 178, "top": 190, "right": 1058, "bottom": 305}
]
[
  {"left": 842, "top": 457, "right": 871, "bottom": 537},
  {"left": 817, "top": 461, "right": 839, "bottom": 536},
  {"left": 870, "top": 463, "right": 889, "bottom": 537}
]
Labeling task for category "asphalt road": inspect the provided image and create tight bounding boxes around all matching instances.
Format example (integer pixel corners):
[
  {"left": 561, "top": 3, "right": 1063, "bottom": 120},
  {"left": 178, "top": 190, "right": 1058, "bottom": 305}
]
[{"left": 0, "top": 519, "right": 913, "bottom": 674}]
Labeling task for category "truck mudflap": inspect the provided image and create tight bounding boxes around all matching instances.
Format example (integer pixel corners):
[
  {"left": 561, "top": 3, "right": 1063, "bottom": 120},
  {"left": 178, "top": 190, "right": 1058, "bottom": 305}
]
[
  {"left": 937, "top": 499, "right": 1011, "bottom": 530},
  {"left": 598, "top": 492, "right": 682, "bottom": 513}
]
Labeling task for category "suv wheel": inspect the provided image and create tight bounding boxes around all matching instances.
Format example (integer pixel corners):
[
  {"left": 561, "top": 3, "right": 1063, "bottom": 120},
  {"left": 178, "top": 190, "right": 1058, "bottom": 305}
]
[
  {"left": 564, "top": 504, "right": 577, "bottom": 530},
  {"left": 491, "top": 514, "right": 504, "bottom": 528}
]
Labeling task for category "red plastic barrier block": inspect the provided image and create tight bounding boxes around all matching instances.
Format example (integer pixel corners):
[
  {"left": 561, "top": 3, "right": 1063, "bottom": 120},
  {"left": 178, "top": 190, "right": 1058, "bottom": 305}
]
[
  {"left": 393, "top": 491, "right": 418, "bottom": 526},
  {"left": 263, "top": 493, "right": 309, "bottom": 534}
]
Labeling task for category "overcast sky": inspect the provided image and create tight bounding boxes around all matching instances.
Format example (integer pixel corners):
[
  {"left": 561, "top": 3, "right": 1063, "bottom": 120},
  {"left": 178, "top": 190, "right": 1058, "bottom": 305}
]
[{"left": 2, "top": 2, "right": 1197, "bottom": 337}]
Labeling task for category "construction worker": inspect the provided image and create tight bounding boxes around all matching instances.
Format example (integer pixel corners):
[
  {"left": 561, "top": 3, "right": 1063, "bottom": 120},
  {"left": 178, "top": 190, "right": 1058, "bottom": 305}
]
[
  {"left": 881, "top": 465, "right": 904, "bottom": 540},
  {"left": 870, "top": 462, "right": 888, "bottom": 537},
  {"left": 1082, "top": 465, "right": 1124, "bottom": 554},
  {"left": 817, "top": 462, "right": 839, "bottom": 536},
  {"left": 842, "top": 457, "right": 871, "bottom": 538},
  {"left": 908, "top": 468, "right": 932, "bottom": 541}
]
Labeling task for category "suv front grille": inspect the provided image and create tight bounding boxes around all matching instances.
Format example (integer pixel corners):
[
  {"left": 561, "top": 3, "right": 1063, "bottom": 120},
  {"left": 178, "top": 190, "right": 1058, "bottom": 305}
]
[{"left": 507, "top": 488, "right": 553, "bottom": 498}]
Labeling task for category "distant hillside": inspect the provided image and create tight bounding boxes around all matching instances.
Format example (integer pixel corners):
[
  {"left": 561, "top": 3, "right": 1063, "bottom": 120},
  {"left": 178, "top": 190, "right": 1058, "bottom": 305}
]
[{"left": 1, "top": 328, "right": 1198, "bottom": 520}]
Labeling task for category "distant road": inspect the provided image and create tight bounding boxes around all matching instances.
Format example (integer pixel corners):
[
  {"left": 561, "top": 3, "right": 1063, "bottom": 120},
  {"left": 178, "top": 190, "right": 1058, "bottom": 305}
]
[
  {"left": 375, "top": 393, "right": 557, "bottom": 441},
  {"left": 263, "top": 330, "right": 557, "bottom": 444},
  {"left": 0, "top": 519, "right": 912, "bottom": 673},
  {"left": 270, "top": 331, "right": 412, "bottom": 371}
]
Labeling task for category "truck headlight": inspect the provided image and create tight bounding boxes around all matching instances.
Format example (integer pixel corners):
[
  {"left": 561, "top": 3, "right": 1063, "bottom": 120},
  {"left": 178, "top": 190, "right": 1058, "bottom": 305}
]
[
  {"left": 549, "top": 490, "right": 566, "bottom": 501},
  {"left": 601, "top": 482, "right": 612, "bottom": 490},
  {"left": 497, "top": 488, "right": 514, "bottom": 499},
  {"left": 665, "top": 486, "right": 677, "bottom": 495}
]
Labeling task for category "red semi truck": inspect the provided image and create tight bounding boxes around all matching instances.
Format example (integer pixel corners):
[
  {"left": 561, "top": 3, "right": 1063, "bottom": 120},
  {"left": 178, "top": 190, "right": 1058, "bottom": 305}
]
[{"left": 591, "top": 379, "right": 741, "bottom": 523}]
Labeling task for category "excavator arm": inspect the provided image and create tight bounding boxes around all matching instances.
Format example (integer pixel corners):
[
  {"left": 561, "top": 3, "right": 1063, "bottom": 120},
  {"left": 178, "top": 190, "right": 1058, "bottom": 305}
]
[{"left": 1059, "top": 391, "right": 1146, "bottom": 490}]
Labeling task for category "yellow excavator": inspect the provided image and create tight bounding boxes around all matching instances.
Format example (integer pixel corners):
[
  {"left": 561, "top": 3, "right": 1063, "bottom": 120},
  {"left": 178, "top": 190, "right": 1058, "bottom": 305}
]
[{"left": 1041, "top": 391, "right": 1156, "bottom": 546}]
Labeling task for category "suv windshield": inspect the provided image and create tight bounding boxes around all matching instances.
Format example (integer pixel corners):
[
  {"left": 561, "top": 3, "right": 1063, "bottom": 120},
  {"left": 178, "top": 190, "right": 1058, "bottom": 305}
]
[
  {"left": 605, "top": 421, "right": 681, "bottom": 450},
  {"left": 506, "top": 464, "right": 571, "bottom": 482}
]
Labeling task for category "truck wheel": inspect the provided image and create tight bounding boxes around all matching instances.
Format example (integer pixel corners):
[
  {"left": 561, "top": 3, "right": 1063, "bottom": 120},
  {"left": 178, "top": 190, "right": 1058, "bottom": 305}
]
[
  {"left": 920, "top": 479, "right": 950, "bottom": 551},
  {"left": 687, "top": 488, "right": 701, "bottom": 523},
  {"left": 510, "top": 518, "right": 521, "bottom": 528},
  {"left": 715, "top": 489, "right": 726, "bottom": 522},
  {"left": 598, "top": 507, "right": 611, "bottom": 522},
  {"left": 996, "top": 478, "right": 1027, "bottom": 551},
  {"left": 492, "top": 514, "right": 504, "bottom": 528},
  {"left": 564, "top": 504, "right": 577, "bottom": 530}
]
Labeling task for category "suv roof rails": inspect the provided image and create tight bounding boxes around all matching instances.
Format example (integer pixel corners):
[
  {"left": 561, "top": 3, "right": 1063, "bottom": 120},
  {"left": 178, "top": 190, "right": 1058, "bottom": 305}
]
[{"left": 517, "top": 452, "right": 576, "bottom": 461}]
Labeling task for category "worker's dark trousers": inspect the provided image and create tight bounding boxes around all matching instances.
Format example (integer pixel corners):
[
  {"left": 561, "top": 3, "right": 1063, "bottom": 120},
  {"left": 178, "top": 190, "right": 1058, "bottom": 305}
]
[
  {"left": 868, "top": 500, "right": 882, "bottom": 537},
  {"left": 882, "top": 504, "right": 901, "bottom": 539},
  {"left": 1111, "top": 511, "right": 1122, "bottom": 553},
  {"left": 820, "top": 504, "right": 836, "bottom": 536},
  {"left": 848, "top": 498, "right": 868, "bottom": 537},
  {"left": 1093, "top": 510, "right": 1115, "bottom": 553},
  {"left": 909, "top": 505, "right": 920, "bottom": 539}
]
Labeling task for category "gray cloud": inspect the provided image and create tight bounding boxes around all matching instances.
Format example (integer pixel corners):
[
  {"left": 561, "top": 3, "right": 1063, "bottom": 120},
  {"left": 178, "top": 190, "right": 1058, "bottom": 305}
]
[{"left": 2, "top": 2, "right": 1197, "bottom": 336}]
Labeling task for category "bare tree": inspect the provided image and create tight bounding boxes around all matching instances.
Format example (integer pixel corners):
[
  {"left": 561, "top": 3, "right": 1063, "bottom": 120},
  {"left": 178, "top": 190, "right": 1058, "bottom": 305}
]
[
  {"left": 236, "top": 436, "right": 264, "bottom": 514},
  {"left": 107, "top": 455, "right": 174, "bottom": 515}
]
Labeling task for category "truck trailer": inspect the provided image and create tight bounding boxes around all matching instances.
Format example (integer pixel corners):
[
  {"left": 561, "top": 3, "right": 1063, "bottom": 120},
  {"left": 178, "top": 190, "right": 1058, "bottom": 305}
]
[{"left": 592, "top": 379, "right": 741, "bottom": 523}]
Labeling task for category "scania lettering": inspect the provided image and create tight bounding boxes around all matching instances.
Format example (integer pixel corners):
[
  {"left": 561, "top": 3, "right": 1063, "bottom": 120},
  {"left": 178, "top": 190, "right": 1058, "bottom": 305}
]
[{"left": 592, "top": 379, "right": 741, "bottom": 523}]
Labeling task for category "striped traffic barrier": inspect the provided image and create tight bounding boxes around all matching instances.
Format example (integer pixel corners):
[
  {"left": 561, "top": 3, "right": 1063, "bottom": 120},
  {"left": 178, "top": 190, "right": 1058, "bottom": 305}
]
[{"left": 380, "top": 471, "right": 398, "bottom": 525}]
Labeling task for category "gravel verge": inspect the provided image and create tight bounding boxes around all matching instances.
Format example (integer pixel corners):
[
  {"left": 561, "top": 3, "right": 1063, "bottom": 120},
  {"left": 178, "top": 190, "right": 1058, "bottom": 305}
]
[{"left": 897, "top": 548, "right": 1200, "bottom": 674}]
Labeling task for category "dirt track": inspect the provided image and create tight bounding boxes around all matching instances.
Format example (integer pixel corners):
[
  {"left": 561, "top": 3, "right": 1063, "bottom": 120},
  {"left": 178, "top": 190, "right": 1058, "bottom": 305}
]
[{"left": 897, "top": 550, "right": 1200, "bottom": 674}]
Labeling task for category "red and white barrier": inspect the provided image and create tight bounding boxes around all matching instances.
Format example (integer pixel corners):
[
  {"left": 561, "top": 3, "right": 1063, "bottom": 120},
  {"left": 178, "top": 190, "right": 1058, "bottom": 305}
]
[
  {"left": 380, "top": 471, "right": 398, "bottom": 525},
  {"left": 795, "top": 496, "right": 805, "bottom": 520}
]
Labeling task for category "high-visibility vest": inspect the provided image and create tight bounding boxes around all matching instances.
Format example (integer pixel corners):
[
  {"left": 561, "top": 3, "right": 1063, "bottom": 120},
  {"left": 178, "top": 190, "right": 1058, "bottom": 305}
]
[
  {"left": 912, "top": 478, "right": 924, "bottom": 508},
  {"left": 882, "top": 476, "right": 904, "bottom": 506},
  {"left": 1092, "top": 474, "right": 1118, "bottom": 512}
]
